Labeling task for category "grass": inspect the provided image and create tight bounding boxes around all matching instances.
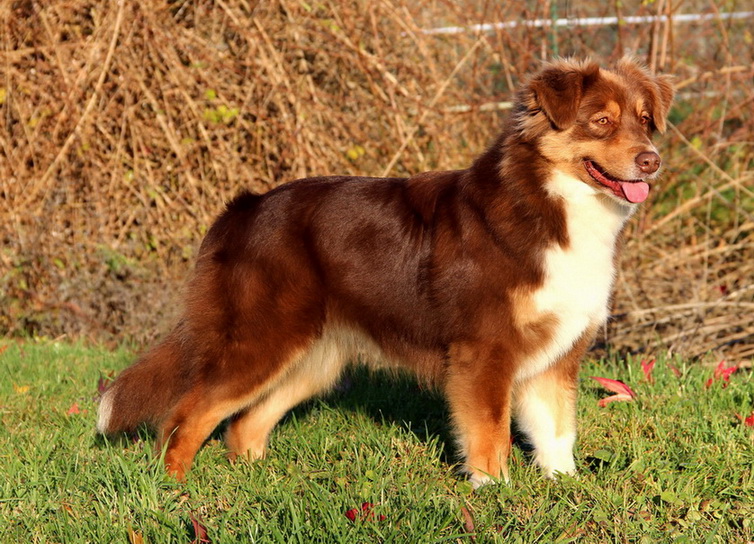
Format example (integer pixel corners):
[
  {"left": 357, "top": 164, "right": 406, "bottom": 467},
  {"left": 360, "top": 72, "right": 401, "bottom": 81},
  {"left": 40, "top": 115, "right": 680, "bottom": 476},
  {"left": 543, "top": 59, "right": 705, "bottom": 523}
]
[{"left": 0, "top": 340, "right": 752, "bottom": 543}]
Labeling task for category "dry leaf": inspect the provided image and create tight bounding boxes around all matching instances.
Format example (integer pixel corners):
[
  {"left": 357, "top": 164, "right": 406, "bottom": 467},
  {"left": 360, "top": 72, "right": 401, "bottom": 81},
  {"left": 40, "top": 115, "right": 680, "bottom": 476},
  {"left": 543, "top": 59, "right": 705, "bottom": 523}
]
[{"left": 591, "top": 376, "right": 636, "bottom": 407}]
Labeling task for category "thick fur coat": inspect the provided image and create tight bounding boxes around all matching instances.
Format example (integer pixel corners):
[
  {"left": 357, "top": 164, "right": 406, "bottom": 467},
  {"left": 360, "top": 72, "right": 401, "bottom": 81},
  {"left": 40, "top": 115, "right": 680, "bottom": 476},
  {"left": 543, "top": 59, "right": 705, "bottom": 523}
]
[{"left": 98, "top": 57, "right": 674, "bottom": 487}]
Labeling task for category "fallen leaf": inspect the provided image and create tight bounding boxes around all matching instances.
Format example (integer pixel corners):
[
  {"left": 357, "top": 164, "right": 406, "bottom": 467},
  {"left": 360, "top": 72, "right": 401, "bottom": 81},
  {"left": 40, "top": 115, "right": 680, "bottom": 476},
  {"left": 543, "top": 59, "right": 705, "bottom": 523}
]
[
  {"left": 591, "top": 376, "right": 636, "bottom": 407},
  {"left": 345, "top": 508, "right": 358, "bottom": 522},
  {"left": 190, "top": 512, "right": 211, "bottom": 543},
  {"left": 13, "top": 383, "right": 30, "bottom": 394},
  {"left": 745, "top": 412, "right": 754, "bottom": 428},
  {"left": 597, "top": 395, "right": 632, "bottom": 408},
  {"left": 705, "top": 360, "right": 737, "bottom": 389},
  {"left": 67, "top": 402, "right": 80, "bottom": 415},
  {"left": 460, "top": 503, "right": 476, "bottom": 540},
  {"left": 640, "top": 358, "right": 656, "bottom": 383},
  {"left": 714, "top": 360, "right": 737, "bottom": 381},
  {"left": 128, "top": 528, "right": 144, "bottom": 544},
  {"left": 668, "top": 363, "right": 682, "bottom": 378},
  {"left": 345, "top": 502, "right": 386, "bottom": 523},
  {"left": 363, "top": 502, "right": 385, "bottom": 520}
]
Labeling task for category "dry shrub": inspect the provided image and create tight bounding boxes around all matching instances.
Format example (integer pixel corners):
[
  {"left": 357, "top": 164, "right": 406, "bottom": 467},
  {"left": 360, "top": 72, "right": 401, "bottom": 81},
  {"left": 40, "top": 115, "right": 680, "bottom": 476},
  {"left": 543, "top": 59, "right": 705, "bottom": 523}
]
[{"left": 1, "top": 0, "right": 752, "bottom": 361}]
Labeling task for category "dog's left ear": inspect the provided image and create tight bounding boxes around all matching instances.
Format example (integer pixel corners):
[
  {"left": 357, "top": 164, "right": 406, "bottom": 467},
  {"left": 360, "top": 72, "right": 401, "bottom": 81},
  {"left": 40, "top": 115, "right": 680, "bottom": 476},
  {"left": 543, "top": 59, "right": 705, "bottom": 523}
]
[
  {"left": 650, "top": 74, "right": 675, "bottom": 133},
  {"left": 529, "top": 61, "right": 600, "bottom": 130}
]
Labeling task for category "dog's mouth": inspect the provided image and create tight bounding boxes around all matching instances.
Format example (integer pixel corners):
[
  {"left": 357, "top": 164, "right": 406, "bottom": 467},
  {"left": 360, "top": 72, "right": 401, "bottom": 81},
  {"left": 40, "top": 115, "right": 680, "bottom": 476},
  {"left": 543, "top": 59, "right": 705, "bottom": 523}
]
[{"left": 583, "top": 160, "right": 649, "bottom": 204}]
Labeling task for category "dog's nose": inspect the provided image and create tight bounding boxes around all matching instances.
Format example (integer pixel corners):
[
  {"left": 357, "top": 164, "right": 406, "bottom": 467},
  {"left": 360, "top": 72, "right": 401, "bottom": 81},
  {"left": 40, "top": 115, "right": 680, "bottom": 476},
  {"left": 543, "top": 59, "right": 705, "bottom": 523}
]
[{"left": 635, "top": 151, "right": 661, "bottom": 174}]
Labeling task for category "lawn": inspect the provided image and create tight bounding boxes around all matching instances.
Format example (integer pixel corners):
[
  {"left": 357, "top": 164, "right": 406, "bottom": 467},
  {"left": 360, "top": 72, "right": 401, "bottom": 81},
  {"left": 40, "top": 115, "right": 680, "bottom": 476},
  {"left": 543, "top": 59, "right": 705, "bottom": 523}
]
[{"left": 1, "top": 340, "right": 752, "bottom": 543}]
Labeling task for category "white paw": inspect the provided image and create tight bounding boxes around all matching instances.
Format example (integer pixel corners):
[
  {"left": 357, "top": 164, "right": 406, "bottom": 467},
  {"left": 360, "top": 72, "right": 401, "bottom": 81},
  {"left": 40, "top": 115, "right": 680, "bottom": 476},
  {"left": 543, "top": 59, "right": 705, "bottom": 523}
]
[
  {"left": 537, "top": 452, "right": 577, "bottom": 479},
  {"left": 469, "top": 473, "right": 493, "bottom": 490},
  {"left": 531, "top": 432, "right": 577, "bottom": 478}
]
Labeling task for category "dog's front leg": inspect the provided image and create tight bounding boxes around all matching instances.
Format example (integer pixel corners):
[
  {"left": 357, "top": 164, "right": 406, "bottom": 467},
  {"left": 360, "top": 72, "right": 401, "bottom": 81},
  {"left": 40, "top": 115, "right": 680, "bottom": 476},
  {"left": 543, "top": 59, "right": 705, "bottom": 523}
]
[
  {"left": 446, "top": 342, "right": 514, "bottom": 488},
  {"left": 512, "top": 330, "right": 594, "bottom": 478}
]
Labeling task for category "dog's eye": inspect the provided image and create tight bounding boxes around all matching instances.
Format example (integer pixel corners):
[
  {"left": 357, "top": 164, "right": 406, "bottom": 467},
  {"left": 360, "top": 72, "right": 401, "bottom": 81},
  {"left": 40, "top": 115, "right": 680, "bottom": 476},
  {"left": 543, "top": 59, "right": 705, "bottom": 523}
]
[
  {"left": 594, "top": 117, "right": 610, "bottom": 126},
  {"left": 640, "top": 114, "right": 651, "bottom": 125}
]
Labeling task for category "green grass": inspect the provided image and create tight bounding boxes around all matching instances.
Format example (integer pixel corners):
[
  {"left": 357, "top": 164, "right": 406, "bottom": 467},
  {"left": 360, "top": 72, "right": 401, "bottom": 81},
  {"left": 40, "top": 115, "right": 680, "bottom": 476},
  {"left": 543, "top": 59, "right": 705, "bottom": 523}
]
[{"left": 1, "top": 340, "right": 752, "bottom": 543}]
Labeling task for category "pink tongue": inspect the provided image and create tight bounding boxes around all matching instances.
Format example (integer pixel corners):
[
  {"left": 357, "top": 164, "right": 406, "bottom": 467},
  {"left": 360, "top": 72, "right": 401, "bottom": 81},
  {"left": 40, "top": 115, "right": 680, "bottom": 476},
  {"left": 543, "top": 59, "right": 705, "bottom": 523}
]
[{"left": 619, "top": 181, "right": 650, "bottom": 203}]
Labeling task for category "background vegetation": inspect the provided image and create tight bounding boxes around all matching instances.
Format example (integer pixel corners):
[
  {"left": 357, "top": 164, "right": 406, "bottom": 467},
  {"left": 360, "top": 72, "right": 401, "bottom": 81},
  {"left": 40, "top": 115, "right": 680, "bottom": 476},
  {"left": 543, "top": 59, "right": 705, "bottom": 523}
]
[{"left": 1, "top": 0, "right": 752, "bottom": 361}]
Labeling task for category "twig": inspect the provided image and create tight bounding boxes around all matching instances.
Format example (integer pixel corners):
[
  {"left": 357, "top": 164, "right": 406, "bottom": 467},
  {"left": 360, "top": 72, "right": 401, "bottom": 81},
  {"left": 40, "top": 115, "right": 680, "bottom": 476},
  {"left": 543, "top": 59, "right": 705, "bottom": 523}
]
[
  {"left": 616, "top": 300, "right": 754, "bottom": 319},
  {"left": 25, "top": 0, "right": 125, "bottom": 214},
  {"left": 381, "top": 38, "right": 483, "bottom": 176},
  {"left": 646, "top": 122, "right": 754, "bottom": 234}
]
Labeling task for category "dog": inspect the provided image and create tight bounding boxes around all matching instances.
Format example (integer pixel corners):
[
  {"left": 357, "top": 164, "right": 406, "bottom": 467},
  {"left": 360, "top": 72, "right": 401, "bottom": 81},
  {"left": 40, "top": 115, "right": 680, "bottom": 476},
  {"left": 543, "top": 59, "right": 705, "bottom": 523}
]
[{"left": 98, "top": 57, "right": 673, "bottom": 487}]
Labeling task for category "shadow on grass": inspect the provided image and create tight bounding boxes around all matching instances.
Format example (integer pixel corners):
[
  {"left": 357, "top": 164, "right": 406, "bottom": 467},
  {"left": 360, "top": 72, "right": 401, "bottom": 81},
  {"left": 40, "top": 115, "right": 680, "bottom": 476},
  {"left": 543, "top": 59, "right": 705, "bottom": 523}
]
[
  {"left": 286, "top": 365, "right": 456, "bottom": 464},
  {"left": 285, "top": 366, "right": 535, "bottom": 468}
]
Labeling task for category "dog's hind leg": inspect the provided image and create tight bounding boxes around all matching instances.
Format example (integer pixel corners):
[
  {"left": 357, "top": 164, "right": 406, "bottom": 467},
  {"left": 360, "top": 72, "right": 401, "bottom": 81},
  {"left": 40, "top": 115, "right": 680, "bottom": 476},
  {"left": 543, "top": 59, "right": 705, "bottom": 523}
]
[
  {"left": 225, "top": 328, "right": 350, "bottom": 463},
  {"left": 158, "top": 384, "right": 243, "bottom": 481},
  {"left": 157, "top": 335, "right": 318, "bottom": 480}
]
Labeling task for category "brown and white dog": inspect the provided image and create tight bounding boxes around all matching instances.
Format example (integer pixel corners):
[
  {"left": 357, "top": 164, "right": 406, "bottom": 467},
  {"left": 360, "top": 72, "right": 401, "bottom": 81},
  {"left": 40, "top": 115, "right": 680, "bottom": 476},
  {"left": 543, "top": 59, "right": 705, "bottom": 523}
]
[{"left": 98, "top": 57, "right": 673, "bottom": 487}]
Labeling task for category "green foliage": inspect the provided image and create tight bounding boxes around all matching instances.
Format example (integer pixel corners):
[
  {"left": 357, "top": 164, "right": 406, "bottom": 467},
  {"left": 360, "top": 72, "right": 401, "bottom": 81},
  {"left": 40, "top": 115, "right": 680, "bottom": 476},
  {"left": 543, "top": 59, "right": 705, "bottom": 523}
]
[
  {"left": 0, "top": 342, "right": 752, "bottom": 542},
  {"left": 202, "top": 105, "right": 240, "bottom": 125},
  {"left": 97, "top": 245, "right": 136, "bottom": 278}
]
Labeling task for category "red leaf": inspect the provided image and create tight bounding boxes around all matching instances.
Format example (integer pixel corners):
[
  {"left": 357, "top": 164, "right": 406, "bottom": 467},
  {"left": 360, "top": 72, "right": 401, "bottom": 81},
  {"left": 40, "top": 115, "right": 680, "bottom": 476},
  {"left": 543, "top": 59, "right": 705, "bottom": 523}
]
[
  {"left": 190, "top": 512, "right": 211, "bottom": 544},
  {"left": 67, "top": 402, "right": 80, "bottom": 415},
  {"left": 668, "top": 364, "right": 682, "bottom": 378},
  {"left": 745, "top": 412, "right": 754, "bottom": 428},
  {"left": 640, "top": 358, "right": 656, "bottom": 383},
  {"left": 345, "top": 502, "right": 386, "bottom": 523},
  {"left": 596, "top": 394, "right": 633, "bottom": 408},
  {"left": 591, "top": 377, "right": 636, "bottom": 397},
  {"left": 591, "top": 377, "right": 636, "bottom": 407},
  {"left": 460, "top": 504, "right": 476, "bottom": 538},
  {"left": 713, "top": 360, "right": 736, "bottom": 381},
  {"left": 706, "top": 360, "right": 737, "bottom": 389}
]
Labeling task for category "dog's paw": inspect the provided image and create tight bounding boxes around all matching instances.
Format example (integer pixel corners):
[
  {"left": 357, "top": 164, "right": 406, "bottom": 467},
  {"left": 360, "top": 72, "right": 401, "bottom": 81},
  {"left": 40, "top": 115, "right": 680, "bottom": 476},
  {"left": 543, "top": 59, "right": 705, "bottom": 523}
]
[
  {"left": 537, "top": 455, "right": 577, "bottom": 480},
  {"left": 468, "top": 470, "right": 510, "bottom": 490},
  {"left": 532, "top": 434, "right": 577, "bottom": 479}
]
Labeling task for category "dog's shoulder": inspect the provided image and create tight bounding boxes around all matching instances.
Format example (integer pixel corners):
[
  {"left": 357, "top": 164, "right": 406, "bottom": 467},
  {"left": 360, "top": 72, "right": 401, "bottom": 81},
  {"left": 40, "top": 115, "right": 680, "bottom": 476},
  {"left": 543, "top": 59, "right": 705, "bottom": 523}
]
[{"left": 403, "top": 170, "right": 466, "bottom": 221}]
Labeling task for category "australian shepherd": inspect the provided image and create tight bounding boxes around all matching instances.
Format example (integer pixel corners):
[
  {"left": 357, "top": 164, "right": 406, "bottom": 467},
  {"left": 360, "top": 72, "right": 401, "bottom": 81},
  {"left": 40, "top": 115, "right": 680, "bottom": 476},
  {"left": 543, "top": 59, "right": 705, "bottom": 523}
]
[{"left": 98, "top": 57, "right": 674, "bottom": 487}]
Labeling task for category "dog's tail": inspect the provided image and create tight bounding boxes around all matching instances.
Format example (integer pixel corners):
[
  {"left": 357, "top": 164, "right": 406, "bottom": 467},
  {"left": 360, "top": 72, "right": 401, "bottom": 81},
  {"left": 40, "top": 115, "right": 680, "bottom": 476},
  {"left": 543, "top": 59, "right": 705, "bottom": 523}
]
[{"left": 97, "top": 326, "right": 188, "bottom": 435}]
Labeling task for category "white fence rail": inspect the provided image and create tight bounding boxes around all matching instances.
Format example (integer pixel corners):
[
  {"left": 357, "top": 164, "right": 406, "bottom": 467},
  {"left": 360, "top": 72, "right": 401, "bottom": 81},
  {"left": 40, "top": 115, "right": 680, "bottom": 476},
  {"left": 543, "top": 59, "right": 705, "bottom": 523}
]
[{"left": 421, "top": 10, "right": 754, "bottom": 35}]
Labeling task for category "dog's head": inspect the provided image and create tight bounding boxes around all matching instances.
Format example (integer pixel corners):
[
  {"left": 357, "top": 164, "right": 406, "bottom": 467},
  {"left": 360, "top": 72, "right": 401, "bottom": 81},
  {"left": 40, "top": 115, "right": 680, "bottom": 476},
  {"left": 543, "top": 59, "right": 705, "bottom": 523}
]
[{"left": 518, "top": 57, "right": 675, "bottom": 206}]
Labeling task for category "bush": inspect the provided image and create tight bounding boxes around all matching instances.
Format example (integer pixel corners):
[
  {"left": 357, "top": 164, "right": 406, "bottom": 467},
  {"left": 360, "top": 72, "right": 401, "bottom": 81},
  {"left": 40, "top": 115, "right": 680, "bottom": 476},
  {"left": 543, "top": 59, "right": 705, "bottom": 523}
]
[{"left": 1, "top": 0, "right": 752, "bottom": 358}]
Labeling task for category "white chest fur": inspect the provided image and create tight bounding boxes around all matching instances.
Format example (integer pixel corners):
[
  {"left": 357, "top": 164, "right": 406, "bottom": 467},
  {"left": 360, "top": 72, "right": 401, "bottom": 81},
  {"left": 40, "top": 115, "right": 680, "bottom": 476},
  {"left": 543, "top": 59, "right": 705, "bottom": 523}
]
[{"left": 516, "top": 171, "right": 635, "bottom": 381}]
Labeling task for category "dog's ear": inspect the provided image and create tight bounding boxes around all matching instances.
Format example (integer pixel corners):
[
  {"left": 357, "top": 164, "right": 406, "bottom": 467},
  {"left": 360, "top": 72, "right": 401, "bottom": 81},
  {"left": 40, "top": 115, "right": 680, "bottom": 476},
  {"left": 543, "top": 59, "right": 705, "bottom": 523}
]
[
  {"left": 616, "top": 56, "right": 675, "bottom": 133},
  {"left": 650, "top": 74, "right": 675, "bottom": 133},
  {"left": 528, "top": 61, "right": 600, "bottom": 130}
]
